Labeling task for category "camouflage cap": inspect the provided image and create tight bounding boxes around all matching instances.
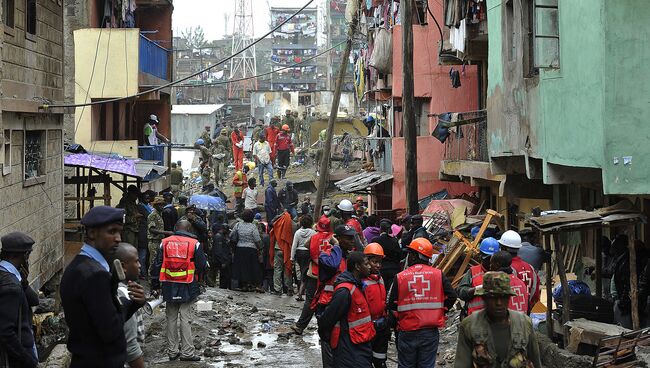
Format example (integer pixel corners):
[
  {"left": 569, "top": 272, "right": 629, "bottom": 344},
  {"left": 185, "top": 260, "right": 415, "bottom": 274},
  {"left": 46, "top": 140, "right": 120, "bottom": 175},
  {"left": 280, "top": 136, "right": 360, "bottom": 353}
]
[
  {"left": 474, "top": 271, "right": 517, "bottom": 297},
  {"left": 152, "top": 196, "right": 166, "bottom": 206}
]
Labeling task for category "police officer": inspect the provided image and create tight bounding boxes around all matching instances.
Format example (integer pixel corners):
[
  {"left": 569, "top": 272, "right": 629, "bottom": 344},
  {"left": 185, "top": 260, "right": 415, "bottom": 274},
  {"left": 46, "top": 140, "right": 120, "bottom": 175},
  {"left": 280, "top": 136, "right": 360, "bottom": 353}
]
[
  {"left": 498, "top": 231, "right": 541, "bottom": 309},
  {"left": 457, "top": 237, "right": 500, "bottom": 317},
  {"left": 151, "top": 220, "right": 207, "bottom": 362},
  {"left": 0, "top": 232, "right": 39, "bottom": 368},
  {"left": 61, "top": 206, "right": 146, "bottom": 368},
  {"left": 387, "top": 238, "right": 457, "bottom": 368},
  {"left": 454, "top": 272, "right": 542, "bottom": 368}
]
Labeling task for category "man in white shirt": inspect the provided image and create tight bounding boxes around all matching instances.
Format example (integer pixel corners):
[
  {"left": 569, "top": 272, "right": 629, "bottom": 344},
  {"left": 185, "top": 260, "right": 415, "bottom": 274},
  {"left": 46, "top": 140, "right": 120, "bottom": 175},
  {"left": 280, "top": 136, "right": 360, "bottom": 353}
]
[
  {"left": 242, "top": 177, "right": 259, "bottom": 213},
  {"left": 252, "top": 133, "right": 273, "bottom": 186}
]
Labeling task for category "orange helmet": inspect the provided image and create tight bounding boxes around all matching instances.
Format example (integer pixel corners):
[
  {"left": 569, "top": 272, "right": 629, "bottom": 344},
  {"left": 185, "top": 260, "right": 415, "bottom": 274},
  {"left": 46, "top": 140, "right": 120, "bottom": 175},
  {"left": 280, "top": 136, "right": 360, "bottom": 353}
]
[
  {"left": 364, "top": 243, "right": 385, "bottom": 257},
  {"left": 356, "top": 196, "right": 364, "bottom": 202},
  {"left": 282, "top": 124, "right": 290, "bottom": 131},
  {"left": 408, "top": 238, "right": 435, "bottom": 259}
]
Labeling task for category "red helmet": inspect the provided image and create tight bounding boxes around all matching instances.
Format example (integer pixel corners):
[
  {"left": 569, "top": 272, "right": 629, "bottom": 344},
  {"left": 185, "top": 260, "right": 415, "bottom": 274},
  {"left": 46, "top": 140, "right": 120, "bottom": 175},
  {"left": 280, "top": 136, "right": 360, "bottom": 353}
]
[
  {"left": 356, "top": 196, "right": 364, "bottom": 202},
  {"left": 364, "top": 243, "right": 385, "bottom": 257},
  {"left": 282, "top": 124, "right": 290, "bottom": 131},
  {"left": 408, "top": 238, "right": 435, "bottom": 259}
]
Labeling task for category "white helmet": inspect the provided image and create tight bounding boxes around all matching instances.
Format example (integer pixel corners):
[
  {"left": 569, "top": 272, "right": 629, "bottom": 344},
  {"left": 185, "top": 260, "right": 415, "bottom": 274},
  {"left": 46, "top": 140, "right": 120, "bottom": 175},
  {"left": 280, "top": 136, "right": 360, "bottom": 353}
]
[
  {"left": 149, "top": 114, "right": 159, "bottom": 122},
  {"left": 337, "top": 199, "right": 354, "bottom": 213},
  {"left": 498, "top": 230, "right": 522, "bottom": 249}
]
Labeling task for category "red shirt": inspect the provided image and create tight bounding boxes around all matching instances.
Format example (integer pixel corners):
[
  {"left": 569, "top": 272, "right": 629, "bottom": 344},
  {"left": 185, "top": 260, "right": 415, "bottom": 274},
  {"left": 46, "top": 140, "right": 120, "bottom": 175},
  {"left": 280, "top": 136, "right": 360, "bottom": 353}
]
[{"left": 275, "top": 132, "right": 294, "bottom": 152}]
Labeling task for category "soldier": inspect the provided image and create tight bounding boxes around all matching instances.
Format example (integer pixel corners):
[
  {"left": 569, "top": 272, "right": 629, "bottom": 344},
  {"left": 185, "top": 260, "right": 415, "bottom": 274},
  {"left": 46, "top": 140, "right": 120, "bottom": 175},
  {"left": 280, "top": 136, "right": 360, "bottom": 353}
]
[
  {"left": 199, "top": 125, "right": 212, "bottom": 149},
  {"left": 216, "top": 129, "right": 232, "bottom": 166},
  {"left": 211, "top": 139, "right": 227, "bottom": 185},
  {"left": 116, "top": 185, "right": 142, "bottom": 248},
  {"left": 454, "top": 272, "right": 542, "bottom": 368},
  {"left": 147, "top": 197, "right": 173, "bottom": 275},
  {"left": 195, "top": 139, "right": 212, "bottom": 185},
  {"left": 170, "top": 162, "right": 184, "bottom": 194},
  {"left": 283, "top": 109, "right": 295, "bottom": 132}
]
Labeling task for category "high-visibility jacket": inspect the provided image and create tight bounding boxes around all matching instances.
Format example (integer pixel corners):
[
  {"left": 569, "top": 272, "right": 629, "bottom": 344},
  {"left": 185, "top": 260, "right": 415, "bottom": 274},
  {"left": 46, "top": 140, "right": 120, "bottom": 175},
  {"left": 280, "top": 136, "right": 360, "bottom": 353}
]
[
  {"left": 467, "top": 265, "right": 487, "bottom": 315},
  {"left": 232, "top": 171, "right": 247, "bottom": 198},
  {"left": 159, "top": 235, "right": 198, "bottom": 283},
  {"left": 362, "top": 274, "right": 387, "bottom": 320},
  {"left": 330, "top": 282, "right": 376, "bottom": 349},
  {"left": 512, "top": 256, "right": 540, "bottom": 305},
  {"left": 508, "top": 273, "right": 530, "bottom": 313},
  {"left": 396, "top": 264, "right": 446, "bottom": 331},
  {"left": 317, "top": 259, "right": 347, "bottom": 307},
  {"left": 308, "top": 231, "right": 333, "bottom": 278}
]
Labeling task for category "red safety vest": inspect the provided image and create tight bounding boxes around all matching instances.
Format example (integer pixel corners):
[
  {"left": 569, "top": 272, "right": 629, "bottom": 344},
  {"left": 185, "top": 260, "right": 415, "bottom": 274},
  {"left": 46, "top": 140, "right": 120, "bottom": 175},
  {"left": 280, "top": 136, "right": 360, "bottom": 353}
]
[
  {"left": 346, "top": 218, "right": 363, "bottom": 236},
  {"left": 159, "top": 235, "right": 197, "bottom": 283},
  {"left": 511, "top": 256, "right": 540, "bottom": 305},
  {"left": 362, "top": 275, "right": 387, "bottom": 320},
  {"left": 317, "top": 259, "right": 347, "bottom": 307},
  {"left": 330, "top": 282, "right": 376, "bottom": 349},
  {"left": 508, "top": 273, "right": 530, "bottom": 313},
  {"left": 308, "top": 231, "right": 333, "bottom": 278},
  {"left": 467, "top": 265, "right": 487, "bottom": 315},
  {"left": 396, "top": 264, "right": 446, "bottom": 331}
]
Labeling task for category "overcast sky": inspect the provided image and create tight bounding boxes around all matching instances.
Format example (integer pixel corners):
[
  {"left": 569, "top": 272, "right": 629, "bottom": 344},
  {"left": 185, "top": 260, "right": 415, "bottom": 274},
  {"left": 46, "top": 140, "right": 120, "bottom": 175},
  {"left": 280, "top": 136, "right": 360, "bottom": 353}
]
[{"left": 173, "top": 0, "right": 321, "bottom": 41}]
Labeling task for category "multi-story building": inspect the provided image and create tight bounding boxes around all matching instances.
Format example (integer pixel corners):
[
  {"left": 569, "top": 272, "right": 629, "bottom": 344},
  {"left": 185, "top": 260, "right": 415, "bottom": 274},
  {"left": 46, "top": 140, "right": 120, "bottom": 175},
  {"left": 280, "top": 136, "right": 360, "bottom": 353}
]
[
  {"left": 270, "top": 7, "right": 322, "bottom": 91},
  {"left": 0, "top": 0, "right": 65, "bottom": 289},
  {"left": 64, "top": 0, "right": 174, "bottom": 203},
  {"left": 325, "top": 0, "right": 354, "bottom": 92}
]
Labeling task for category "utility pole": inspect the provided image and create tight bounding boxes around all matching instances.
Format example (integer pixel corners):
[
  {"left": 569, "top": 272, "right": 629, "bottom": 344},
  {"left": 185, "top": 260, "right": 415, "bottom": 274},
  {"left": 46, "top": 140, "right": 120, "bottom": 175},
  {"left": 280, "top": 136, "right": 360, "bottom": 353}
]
[
  {"left": 314, "top": 1, "right": 360, "bottom": 219},
  {"left": 402, "top": 0, "right": 419, "bottom": 215}
]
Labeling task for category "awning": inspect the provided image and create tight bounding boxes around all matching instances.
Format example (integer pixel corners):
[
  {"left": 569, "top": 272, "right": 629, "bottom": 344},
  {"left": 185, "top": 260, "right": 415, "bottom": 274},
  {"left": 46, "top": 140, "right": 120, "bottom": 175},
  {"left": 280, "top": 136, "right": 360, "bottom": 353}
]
[
  {"left": 334, "top": 171, "right": 393, "bottom": 193},
  {"left": 64, "top": 153, "right": 167, "bottom": 180}
]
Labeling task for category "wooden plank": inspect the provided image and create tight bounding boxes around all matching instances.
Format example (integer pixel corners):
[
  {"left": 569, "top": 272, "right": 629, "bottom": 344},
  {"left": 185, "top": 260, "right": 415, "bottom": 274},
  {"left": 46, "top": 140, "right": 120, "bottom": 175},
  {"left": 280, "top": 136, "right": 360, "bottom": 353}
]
[
  {"left": 553, "top": 233, "right": 571, "bottom": 346},
  {"left": 628, "top": 226, "right": 640, "bottom": 330},
  {"left": 596, "top": 228, "right": 603, "bottom": 297},
  {"left": 545, "top": 235, "right": 554, "bottom": 338}
]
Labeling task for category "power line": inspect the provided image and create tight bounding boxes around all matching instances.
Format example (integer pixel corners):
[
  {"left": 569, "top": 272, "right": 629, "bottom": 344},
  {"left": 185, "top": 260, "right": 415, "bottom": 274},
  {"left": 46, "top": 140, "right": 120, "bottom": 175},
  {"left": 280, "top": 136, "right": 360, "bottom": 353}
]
[
  {"left": 174, "top": 40, "right": 346, "bottom": 88},
  {"left": 42, "top": 0, "right": 316, "bottom": 109}
]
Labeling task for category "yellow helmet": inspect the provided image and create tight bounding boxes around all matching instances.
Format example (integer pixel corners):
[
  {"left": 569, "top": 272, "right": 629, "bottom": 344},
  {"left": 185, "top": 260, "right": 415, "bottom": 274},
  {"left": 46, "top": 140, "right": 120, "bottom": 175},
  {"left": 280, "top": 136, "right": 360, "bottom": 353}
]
[{"left": 246, "top": 161, "right": 256, "bottom": 170}]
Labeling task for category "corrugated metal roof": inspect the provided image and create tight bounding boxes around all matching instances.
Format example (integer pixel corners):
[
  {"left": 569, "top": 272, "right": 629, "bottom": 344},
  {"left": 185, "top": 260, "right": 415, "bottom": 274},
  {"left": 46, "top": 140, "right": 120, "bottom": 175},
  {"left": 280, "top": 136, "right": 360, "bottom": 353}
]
[
  {"left": 335, "top": 171, "right": 393, "bottom": 193},
  {"left": 171, "top": 104, "right": 225, "bottom": 115}
]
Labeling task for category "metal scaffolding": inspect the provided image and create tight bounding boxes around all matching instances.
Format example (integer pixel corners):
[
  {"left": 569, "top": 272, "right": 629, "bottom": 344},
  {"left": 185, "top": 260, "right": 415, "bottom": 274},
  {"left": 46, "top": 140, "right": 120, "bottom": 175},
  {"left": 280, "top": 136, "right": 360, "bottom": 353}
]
[{"left": 228, "top": 0, "right": 258, "bottom": 101}]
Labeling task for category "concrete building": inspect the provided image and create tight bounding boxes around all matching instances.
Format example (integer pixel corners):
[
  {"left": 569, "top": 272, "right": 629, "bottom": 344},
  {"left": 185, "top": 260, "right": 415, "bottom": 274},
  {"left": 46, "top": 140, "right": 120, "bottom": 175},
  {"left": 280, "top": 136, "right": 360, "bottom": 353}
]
[
  {"left": 171, "top": 104, "right": 226, "bottom": 146},
  {"left": 64, "top": 0, "right": 174, "bottom": 203},
  {"left": 0, "top": 0, "right": 65, "bottom": 289},
  {"left": 270, "top": 7, "right": 322, "bottom": 91},
  {"left": 325, "top": 0, "right": 354, "bottom": 92}
]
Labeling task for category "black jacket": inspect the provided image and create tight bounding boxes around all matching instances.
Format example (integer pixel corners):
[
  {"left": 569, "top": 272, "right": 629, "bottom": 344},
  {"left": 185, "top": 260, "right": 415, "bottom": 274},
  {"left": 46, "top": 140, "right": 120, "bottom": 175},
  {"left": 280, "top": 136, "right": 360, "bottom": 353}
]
[
  {"left": 161, "top": 205, "right": 178, "bottom": 232},
  {"left": 151, "top": 231, "right": 208, "bottom": 303},
  {"left": 0, "top": 270, "right": 38, "bottom": 368},
  {"left": 374, "top": 233, "right": 403, "bottom": 276},
  {"left": 317, "top": 271, "right": 372, "bottom": 368},
  {"left": 211, "top": 231, "right": 232, "bottom": 266},
  {"left": 279, "top": 188, "right": 299, "bottom": 208},
  {"left": 60, "top": 255, "right": 140, "bottom": 368}
]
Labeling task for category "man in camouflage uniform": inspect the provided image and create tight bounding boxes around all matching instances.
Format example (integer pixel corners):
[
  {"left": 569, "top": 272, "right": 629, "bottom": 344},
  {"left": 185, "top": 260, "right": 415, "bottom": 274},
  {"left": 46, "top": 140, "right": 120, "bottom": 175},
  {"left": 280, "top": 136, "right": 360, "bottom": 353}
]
[
  {"left": 211, "top": 137, "right": 227, "bottom": 185},
  {"left": 196, "top": 139, "right": 213, "bottom": 185},
  {"left": 199, "top": 125, "right": 212, "bottom": 149},
  {"left": 170, "top": 162, "right": 184, "bottom": 195},
  {"left": 216, "top": 129, "right": 232, "bottom": 167},
  {"left": 116, "top": 185, "right": 141, "bottom": 247},
  {"left": 283, "top": 110, "right": 295, "bottom": 132},
  {"left": 454, "top": 272, "right": 542, "bottom": 368},
  {"left": 147, "top": 197, "right": 173, "bottom": 275}
]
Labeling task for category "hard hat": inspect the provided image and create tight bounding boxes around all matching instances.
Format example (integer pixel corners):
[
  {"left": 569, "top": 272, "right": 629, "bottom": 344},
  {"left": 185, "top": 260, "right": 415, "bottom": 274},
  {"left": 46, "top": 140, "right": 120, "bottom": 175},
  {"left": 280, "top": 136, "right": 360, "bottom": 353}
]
[
  {"left": 337, "top": 199, "right": 354, "bottom": 213},
  {"left": 408, "top": 238, "right": 435, "bottom": 259},
  {"left": 364, "top": 243, "right": 385, "bottom": 257},
  {"left": 196, "top": 138, "right": 205, "bottom": 145},
  {"left": 470, "top": 226, "right": 481, "bottom": 238},
  {"left": 149, "top": 114, "right": 159, "bottom": 122},
  {"left": 282, "top": 124, "right": 290, "bottom": 131},
  {"left": 498, "top": 230, "right": 522, "bottom": 249},
  {"left": 356, "top": 196, "right": 364, "bottom": 202},
  {"left": 246, "top": 161, "right": 256, "bottom": 170},
  {"left": 479, "top": 237, "right": 499, "bottom": 256}
]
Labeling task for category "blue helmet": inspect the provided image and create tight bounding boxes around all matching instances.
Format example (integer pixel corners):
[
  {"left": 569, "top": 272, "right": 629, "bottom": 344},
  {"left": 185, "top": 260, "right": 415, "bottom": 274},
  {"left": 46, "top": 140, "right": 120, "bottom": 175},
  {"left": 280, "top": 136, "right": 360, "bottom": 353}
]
[
  {"left": 196, "top": 138, "right": 205, "bottom": 145},
  {"left": 479, "top": 237, "right": 499, "bottom": 256},
  {"left": 471, "top": 226, "right": 481, "bottom": 239}
]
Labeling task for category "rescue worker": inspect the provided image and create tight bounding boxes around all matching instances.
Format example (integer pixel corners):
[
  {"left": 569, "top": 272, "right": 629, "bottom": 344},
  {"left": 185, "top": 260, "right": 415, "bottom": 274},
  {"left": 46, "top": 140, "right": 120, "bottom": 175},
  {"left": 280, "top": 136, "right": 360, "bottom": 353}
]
[
  {"left": 148, "top": 197, "right": 173, "bottom": 275},
  {"left": 61, "top": 206, "right": 146, "bottom": 368},
  {"left": 454, "top": 272, "right": 542, "bottom": 368},
  {"left": 0, "top": 232, "right": 39, "bottom": 368},
  {"left": 232, "top": 165, "right": 249, "bottom": 216},
  {"left": 498, "top": 230, "right": 541, "bottom": 309},
  {"left": 275, "top": 124, "right": 295, "bottom": 179},
  {"left": 457, "top": 237, "right": 500, "bottom": 317},
  {"left": 151, "top": 220, "right": 207, "bottom": 362},
  {"left": 318, "top": 251, "right": 375, "bottom": 368},
  {"left": 291, "top": 215, "right": 334, "bottom": 335},
  {"left": 265, "top": 123, "right": 280, "bottom": 164},
  {"left": 170, "top": 163, "right": 184, "bottom": 194},
  {"left": 231, "top": 128, "right": 244, "bottom": 171},
  {"left": 353, "top": 196, "right": 364, "bottom": 212},
  {"left": 216, "top": 129, "right": 232, "bottom": 166},
  {"left": 117, "top": 185, "right": 142, "bottom": 248},
  {"left": 195, "top": 138, "right": 212, "bottom": 185},
  {"left": 315, "top": 224, "right": 358, "bottom": 368},
  {"left": 363, "top": 243, "right": 389, "bottom": 368},
  {"left": 490, "top": 251, "right": 530, "bottom": 314},
  {"left": 337, "top": 199, "right": 365, "bottom": 248},
  {"left": 387, "top": 238, "right": 457, "bottom": 368},
  {"left": 199, "top": 125, "right": 212, "bottom": 149}
]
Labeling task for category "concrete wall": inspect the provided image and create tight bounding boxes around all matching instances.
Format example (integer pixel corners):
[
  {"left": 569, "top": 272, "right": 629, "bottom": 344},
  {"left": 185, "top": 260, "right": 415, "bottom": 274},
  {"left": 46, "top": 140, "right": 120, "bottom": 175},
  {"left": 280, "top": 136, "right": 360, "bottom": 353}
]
[{"left": 172, "top": 113, "right": 217, "bottom": 146}]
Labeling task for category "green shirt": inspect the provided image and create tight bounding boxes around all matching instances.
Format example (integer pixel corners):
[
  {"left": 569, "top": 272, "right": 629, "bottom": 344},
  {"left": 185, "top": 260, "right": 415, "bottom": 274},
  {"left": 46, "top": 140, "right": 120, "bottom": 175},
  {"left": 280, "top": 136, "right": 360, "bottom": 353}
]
[
  {"left": 147, "top": 210, "right": 165, "bottom": 242},
  {"left": 117, "top": 196, "right": 139, "bottom": 232}
]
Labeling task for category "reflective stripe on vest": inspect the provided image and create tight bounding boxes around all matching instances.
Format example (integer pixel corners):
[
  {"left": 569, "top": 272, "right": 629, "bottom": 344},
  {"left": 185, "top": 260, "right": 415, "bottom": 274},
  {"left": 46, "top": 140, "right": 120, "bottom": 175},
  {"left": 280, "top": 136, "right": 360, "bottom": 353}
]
[
  {"left": 317, "top": 258, "right": 346, "bottom": 307},
  {"left": 330, "top": 282, "right": 376, "bottom": 349},
  {"left": 467, "top": 265, "right": 486, "bottom": 315},
  {"left": 396, "top": 264, "right": 446, "bottom": 331},
  {"left": 363, "top": 275, "right": 387, "bottom": 320},
  {"left": 159, "top": 235, "right": 198, "bottom": 284},
  {"left": 324, "top": 285, "right": 334, "bottom": 292}
]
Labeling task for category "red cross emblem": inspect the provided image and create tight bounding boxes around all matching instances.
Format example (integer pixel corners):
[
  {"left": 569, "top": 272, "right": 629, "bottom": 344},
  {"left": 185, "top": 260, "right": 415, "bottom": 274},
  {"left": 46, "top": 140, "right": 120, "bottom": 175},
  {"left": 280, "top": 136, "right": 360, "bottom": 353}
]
[
  {"left": 511, "top": 285, "right": 526, "bottom": 312},
  {"left": 408, "top": 275, "right": 430, "bottom": 298}
]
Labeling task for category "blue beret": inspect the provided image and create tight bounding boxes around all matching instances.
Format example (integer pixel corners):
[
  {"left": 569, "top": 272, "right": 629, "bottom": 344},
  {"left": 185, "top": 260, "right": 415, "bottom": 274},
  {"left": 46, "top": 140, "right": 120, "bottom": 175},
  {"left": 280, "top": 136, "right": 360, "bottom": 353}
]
[
  {"left": 1, "top": 232, "right": 35, "bottom": 252},
  {"left": 81, "top": 206, "right": 125, "bottom": 228}
]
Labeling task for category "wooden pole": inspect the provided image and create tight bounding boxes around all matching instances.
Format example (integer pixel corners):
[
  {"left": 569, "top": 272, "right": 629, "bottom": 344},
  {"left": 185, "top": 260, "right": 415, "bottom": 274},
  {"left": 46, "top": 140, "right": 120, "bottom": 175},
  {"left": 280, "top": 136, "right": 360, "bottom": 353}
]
[
  {"left": 553, "top": 233, "right": 571, "bottom": 346},
  {"left": 402, "top": 0, "right": 419, "bottom": 215},
  {"left": 595, "top": 228, "right": 603, "bottom": 298},
  {"left": 313, "top": 1, "right": 360, "bottom": 219},
  {"left": 628, "top": 225, "right": 640, "bottom": 329},
  {"left": 544, "top": 234, "right": 554, "bottom": 338}
]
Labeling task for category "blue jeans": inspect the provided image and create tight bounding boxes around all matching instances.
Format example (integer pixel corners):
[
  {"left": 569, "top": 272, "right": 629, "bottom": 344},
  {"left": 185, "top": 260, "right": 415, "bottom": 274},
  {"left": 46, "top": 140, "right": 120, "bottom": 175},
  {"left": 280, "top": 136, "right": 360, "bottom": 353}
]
[
  {"left": 286, "top": 206, "right": 297, "bottom": 219},
  {"left": 258, "top": 161, "right": 273, "bottom": 185},
  {"left": 138, "top": 248, "right": 148, "bottom": 277},
  {"left": 397, "top": 328, "right": 439, "bottom": 368}
]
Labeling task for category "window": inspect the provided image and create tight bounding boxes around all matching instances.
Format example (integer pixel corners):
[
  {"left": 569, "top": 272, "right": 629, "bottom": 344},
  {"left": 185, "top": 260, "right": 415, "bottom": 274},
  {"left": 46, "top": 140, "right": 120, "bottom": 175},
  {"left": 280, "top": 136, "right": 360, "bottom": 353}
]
[
  {"left": 414, "top": 98, "right": 430, "bottom": 136},
  {"left": 3, "top": 0, "right": 15, "bottom": 28},
  {"left": 24, "top": 130, "right": 45, "bottom": 183},
  {"left": 3, "top": 129, "right": 11, "bottom": 175},
  {"left": 523, "top": 0, "right": 538, "bottom": 76},
  {"left": 533, "top": 0, "right": 560, "bottom": 69},
  {"left": 25, "top": 0, "right": 36, "bottom": 35},
  {"left": 415, "top": 0, "right": 427, "bottom": 26},
  {"left": 506, "top": 0, "right": 515, "bottom": 61},
  {"left": 91, "top": 100, "right": 132, "bottom": 141}
]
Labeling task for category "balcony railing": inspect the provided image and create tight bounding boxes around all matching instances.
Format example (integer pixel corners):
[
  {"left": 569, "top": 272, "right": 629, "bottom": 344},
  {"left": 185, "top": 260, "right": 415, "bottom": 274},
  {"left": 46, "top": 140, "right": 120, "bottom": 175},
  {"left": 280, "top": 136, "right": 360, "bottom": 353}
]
[
  {"left": 139, "top": 34, "right": 170, "bottom": 80},
  {"left": 440, "top": 110, "right": 488, "bottom": 162},
  {"left": 367, "top": 137, "right": 392, "bottom": 173},
  {"left": 138, "top": 144, "right": 167, "bottom": 166}
]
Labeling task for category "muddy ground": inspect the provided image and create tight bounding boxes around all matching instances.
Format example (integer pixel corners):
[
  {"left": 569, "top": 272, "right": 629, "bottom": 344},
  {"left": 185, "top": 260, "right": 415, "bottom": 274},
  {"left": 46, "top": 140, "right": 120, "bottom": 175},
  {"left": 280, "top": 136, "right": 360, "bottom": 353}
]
[{"left": 141, "top": 287, "right": 461, "bottom": 367}]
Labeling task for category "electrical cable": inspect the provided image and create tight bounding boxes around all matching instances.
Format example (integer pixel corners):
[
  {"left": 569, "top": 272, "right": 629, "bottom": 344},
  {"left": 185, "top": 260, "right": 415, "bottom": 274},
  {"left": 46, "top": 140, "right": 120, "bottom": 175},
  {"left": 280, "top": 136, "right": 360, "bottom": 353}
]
[
  {"left": 174, "top": 40, "right": 346, "bottom": 88},
  {"left": 43, "top": 0, "right": 316, "bottom": 109}
]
